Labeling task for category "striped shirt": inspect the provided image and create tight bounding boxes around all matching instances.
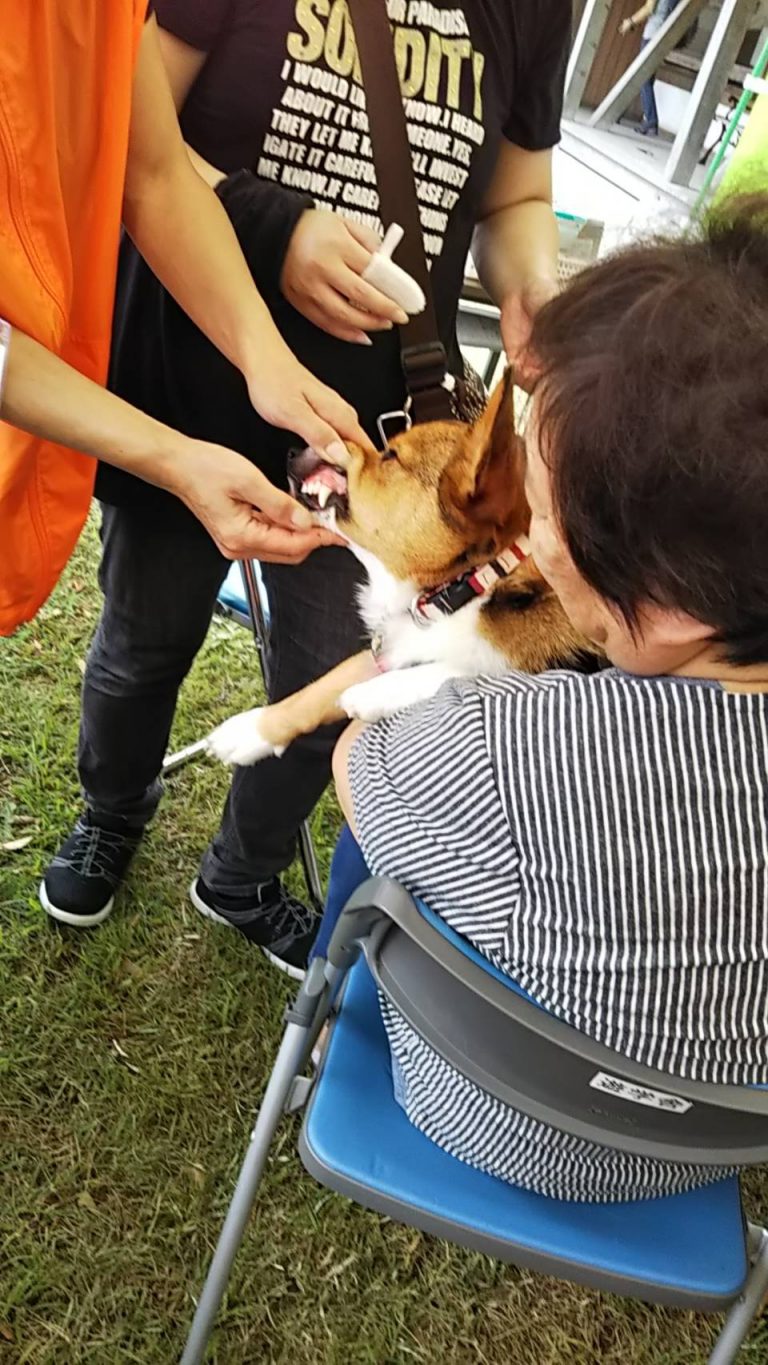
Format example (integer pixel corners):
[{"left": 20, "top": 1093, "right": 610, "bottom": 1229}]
[{"left": 349, "top": 669, "right": 768, "bottom": 1203}]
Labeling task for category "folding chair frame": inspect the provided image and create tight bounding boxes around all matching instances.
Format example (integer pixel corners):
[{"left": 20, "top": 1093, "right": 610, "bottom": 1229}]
[{"left": 180, "top": 878, "right": 768, "bottom": 1365}]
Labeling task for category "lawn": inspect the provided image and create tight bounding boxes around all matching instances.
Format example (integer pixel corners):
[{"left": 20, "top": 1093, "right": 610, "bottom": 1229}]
[{"left": 1, "top": 516, "right": 767, "bottom": 1364}]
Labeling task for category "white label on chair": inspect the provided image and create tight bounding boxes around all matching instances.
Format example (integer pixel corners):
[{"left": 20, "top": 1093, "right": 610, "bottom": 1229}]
[{"left": 590, "top": 1072, "right": 692, "bottom": 1114}]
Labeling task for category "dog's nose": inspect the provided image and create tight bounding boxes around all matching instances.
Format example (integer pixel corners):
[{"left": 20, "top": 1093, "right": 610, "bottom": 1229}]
[{"left": 287, "top": 444, "right": 350, "bottom": 481}]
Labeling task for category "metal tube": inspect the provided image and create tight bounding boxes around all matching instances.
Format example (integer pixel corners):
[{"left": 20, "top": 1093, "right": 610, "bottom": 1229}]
[
  {"left": 707, "top": 1228, "right": 768, "bottom": 1364},
  {"left": 180, "top": 1021, "right": 310, "bottom": 1365}
]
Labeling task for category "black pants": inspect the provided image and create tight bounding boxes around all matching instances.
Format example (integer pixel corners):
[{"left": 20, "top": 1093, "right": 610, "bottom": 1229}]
[{"left": 78, "top": 504, "right": 366, "bottom": 897}]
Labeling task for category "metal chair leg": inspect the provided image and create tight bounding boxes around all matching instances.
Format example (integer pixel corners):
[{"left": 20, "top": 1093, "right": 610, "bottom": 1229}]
[
  {"left": 162, "top": 739, "right": 210, "bottom": 775},
  {"left": 239, "top": 559, "right": 271, "bottom": 680},
  {"left": 180, "top": 962, "right": 335, "bottom": 1364},
  {"left": 708, "top": 1225, "right": 768, "bottom": 1365},
  {"left": 298, "top": 820, "right": 324, "bottom": 912}
]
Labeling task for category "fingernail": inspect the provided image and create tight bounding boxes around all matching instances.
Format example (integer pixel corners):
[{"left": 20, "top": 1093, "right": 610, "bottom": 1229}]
[
  {"left": 291, "top": 505, "right": 312, "bottom": 529},
  {"left": 383, "top": 321, "right": 393, "bottom": 331},
  {"left": 356, "top": 334, "right": 373, "bottom": 346},
  {"left": 325, "top": 441, "right": 348, "bottom": 463},
  {"left": 395, "top": 309, "right": 409, "bottom": 325}
]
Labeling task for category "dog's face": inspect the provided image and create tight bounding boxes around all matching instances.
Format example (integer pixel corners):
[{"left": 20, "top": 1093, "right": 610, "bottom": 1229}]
[{"left": 291, "top": 372, "right": 529, "bottom": 587}]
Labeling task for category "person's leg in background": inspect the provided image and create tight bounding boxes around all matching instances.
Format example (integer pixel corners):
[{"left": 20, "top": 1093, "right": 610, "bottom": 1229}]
[
  {"left": 308, "top": 826, "right": 370, "bottom": 1066},
  {"left": 41, "top": 503, "right": 228, "bottom": 925},
  {"left": 639, "top": 39, "right": 659, "bottom": 134},
  {"left": 193, "top": 546, "right": 367, "bottom": 976}
]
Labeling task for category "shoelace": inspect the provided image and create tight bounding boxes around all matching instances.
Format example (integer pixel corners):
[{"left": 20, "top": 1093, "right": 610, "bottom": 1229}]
[
  {"left": 260, "top": 883, "right": 317, "bottom": 939},
  {"left": 52, "top": 820, "right": 138, "bottom": 887}
]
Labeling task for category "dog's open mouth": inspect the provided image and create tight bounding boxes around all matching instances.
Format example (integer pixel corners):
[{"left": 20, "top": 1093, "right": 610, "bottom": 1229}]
[{"left": 287, "top": 448, "right": 349, "bottom": 517}]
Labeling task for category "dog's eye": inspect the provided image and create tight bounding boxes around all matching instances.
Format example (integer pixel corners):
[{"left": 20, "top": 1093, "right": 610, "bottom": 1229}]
[{"left": 381, "top": 447, "right": 399, "bottom": 463}]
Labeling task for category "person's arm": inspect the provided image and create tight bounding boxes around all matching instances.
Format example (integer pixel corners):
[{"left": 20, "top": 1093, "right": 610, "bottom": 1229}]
[
  {"left": 471, "top": 141, "right": 559, "bottom": 371},
  {"left": 123, "top": 17, "right": 371, "bottom": 457},
  {"left": 0, "top": 325, "right": 338, "bottom": 562},
  {"left": 331, "top": 681, "right": 517, "bottom": 944},
  {"left": 473, "top": 0, "right": 570, "bottom": 380},
  {"left": 155, "top": 23, "right": 224, "bottom": 188},
  {"left": 332, "top": 719, "right": 367, "bottom": 840},
  {"left": 619, "top": 1, "right": 656, "bottom": 36}
]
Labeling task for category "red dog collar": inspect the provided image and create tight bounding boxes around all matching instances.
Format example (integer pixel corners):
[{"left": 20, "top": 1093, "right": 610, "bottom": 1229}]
[{"left": 410, "top": 534, "right": 531, "bottom": 627}]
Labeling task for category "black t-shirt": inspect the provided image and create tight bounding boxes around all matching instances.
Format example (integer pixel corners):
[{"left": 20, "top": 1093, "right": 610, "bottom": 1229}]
[{"left": 99, "top": 0, "right": 570, "bottom": 515}]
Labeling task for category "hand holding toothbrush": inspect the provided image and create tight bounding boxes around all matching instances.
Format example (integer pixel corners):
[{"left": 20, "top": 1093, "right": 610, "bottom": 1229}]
[{"left": 280, "top": 211, "right": 425, "bottom": 344}]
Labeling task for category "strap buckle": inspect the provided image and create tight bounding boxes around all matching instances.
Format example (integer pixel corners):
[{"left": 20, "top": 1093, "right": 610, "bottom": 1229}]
[
  {"left": 401, "top": 340, "right": 448, "bottom": 391},
  {"left": 401, "top": 341, "right": 454, "bottom": 423}
]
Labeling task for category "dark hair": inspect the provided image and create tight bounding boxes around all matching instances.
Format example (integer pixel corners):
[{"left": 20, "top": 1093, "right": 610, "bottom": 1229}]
[{"left": 529, "top": 196, "right": 768, "bottom": 666}]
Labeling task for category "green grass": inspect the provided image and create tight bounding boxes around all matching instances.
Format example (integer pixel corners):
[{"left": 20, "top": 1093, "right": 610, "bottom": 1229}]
[{"left": 2, "top": 517, "right": 767, "bottom": 1364}]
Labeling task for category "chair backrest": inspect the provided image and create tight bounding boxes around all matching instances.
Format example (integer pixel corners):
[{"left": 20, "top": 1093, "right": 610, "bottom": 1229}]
[{"left": 329, "top": 878, "right": 768, "bottom": 1168}]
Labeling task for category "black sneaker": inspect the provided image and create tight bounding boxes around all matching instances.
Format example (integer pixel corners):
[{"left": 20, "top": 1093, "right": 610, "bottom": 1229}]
[
  {"left": 189, "top": 875, "right": 320, "bottom": 980},
  {"left": 39, "top": 813, "right": 143, "bottom": 927}
]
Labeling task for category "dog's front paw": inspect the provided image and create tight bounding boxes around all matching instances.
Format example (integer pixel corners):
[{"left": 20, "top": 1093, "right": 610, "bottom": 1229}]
[
  {"left": 340, "top": 674, "right": 405, "bottom": 723},
  {"left": 207, "top": 708, "right": 285, "bottom": 766},
  {"left": 341, "top": 664, "right": 457, "bottom": 723}
]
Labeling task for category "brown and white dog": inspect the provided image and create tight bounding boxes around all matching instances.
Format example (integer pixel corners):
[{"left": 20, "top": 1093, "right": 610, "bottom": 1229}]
[{"left": 208, "top": 372, "right": 592, "bottom": 767}]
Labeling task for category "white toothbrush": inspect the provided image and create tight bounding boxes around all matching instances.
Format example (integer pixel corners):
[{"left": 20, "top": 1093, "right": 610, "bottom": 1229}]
[{"left": 361, "top": 223, "right": 426, "bottom": 316}]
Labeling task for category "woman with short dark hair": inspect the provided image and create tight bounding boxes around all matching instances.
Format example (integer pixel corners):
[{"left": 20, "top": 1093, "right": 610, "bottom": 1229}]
[{"left": 334, "top": 199, "right": 768, "bottom": 1201}]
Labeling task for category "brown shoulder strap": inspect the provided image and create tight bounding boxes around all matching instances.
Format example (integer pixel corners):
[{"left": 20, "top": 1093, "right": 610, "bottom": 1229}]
[{"left": 346, "top": 0, "right": 453, "bottom": 424}]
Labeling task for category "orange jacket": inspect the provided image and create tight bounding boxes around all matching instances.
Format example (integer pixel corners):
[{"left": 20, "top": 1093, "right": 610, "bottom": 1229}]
[{"left": 0, "top": 0, "right": 148, "bottom": 635}]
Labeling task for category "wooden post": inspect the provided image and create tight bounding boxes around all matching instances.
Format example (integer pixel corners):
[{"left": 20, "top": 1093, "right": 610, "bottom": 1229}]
[
  {"left": 564, "top": 0, "right": 613, "bottom": 115},
  {"left": 666, "top": 0, "right": 760, "bottom": 185}
]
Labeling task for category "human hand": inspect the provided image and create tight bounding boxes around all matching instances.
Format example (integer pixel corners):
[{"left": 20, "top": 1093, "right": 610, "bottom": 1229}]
[
  {"left": 281, "top": 210, "right": 410, "bottom": 344},
  {"left": 246, "top": 344, "right": 374, "bottom": 463},
  {"left": 618, "top": 17, "right": 635, "bottom": 35},
  {"left": 500, "top": 276, "right": 559, "bottom": 391},
  {"left": 169, "top": 439, "right": 345, "bottom": 562}
]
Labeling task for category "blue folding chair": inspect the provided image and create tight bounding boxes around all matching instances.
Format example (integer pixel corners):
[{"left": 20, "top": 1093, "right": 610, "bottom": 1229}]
[
  {"left": 181, "top": 832, "right": 768, "bottom": 1364},
  {"left": 163, "top": 559, "right": 324, "bottom": 911}
]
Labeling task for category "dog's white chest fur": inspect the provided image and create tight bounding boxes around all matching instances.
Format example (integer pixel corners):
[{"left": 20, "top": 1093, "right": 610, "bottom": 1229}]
[
  {"left": 207, "top": 545, "right": 509, "bottom": 766},
  {"left": 333, "top": 544, "right": 509, "bottom": 724},
  {"left": 353, "top": 544, "right": 508, "bottom": 676}
]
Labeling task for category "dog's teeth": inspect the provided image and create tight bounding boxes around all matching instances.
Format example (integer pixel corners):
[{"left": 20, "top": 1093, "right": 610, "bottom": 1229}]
[{"left": 317, "top": 485, "right": 331, "bottom": 508}]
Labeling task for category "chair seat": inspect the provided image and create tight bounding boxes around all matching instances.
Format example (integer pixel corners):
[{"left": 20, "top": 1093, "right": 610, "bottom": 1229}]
[
  {"left": 217, "top": 564, "right": 249, "bottom": 619},
  {"left": 300, "top": 959, "right": 748, "bottom": 1310}
]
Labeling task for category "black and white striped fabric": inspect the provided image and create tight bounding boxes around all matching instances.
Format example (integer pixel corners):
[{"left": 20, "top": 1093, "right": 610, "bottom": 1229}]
[{"left": 349, "top": 669, "right": 768, "bottom": 1203}]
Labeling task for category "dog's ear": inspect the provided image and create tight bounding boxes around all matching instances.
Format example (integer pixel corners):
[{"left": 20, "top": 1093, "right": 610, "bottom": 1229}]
[{"left": 439, "top": 369, "right": 527, "bottom": 535}]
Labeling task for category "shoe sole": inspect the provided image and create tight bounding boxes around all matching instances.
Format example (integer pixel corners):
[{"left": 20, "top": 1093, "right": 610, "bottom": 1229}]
[
  {"left": 38, "top": 879, "right": 114, "bottom": 928},
  {"left": 188, "top": 880, "right": 306, "bottom": 982}
]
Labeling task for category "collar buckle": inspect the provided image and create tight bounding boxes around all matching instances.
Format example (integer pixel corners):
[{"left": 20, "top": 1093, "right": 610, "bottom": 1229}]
[
  {"left": 409, "top": 535, "right": 532, "bottom": 626},
  {"left": 377, "top": 404, "right": 412, "bottom": 449}
]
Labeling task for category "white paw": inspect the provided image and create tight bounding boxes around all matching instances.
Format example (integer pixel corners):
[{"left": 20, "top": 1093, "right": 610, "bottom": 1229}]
[
  {"left": 207, "top": 708, "right": 285, "bottom": 766},
  {"left": 340, "top": 673, "right": 410, "bottom": 722},
  {"left": 341, "top": 664, "right": 458, "bottom": 723}
]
